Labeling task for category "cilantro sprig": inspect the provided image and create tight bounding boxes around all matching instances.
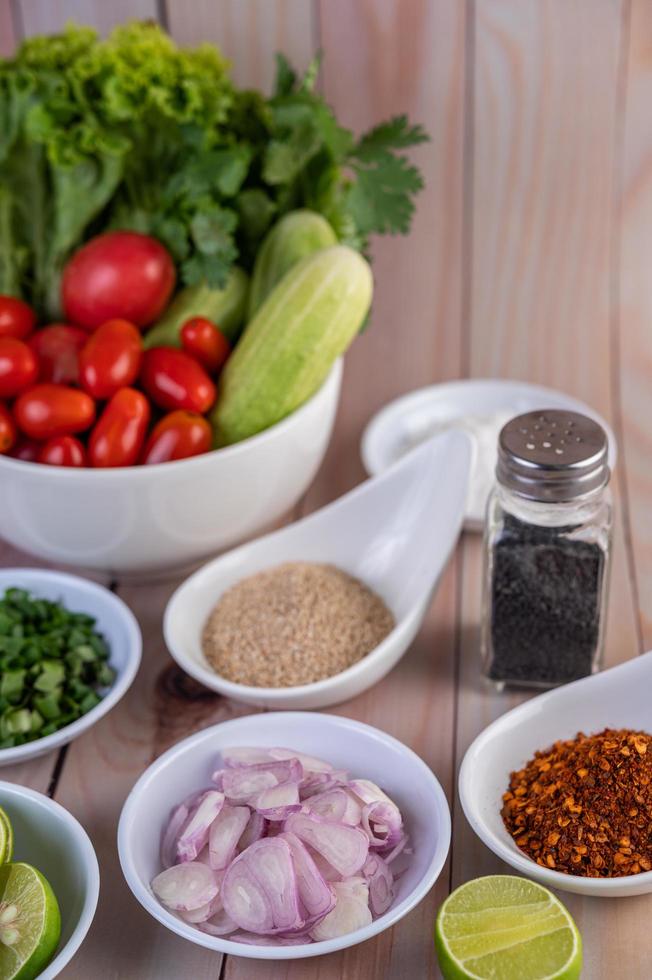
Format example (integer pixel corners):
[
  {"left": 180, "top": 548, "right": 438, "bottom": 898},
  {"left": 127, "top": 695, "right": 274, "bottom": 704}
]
[{"left": 0, "top": 25, "right": 429, "bottom": 314}]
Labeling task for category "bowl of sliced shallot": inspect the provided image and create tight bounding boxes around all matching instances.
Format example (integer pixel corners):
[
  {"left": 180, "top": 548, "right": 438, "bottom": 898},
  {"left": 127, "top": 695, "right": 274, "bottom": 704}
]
[{"left": 117, "top": 711, "right": 450, "bottom": 960}]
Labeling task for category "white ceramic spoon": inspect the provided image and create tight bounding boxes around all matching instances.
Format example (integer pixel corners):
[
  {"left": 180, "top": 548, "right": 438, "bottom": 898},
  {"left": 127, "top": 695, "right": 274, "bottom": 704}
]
[
  {"left": 164, "top": 428, "right": 471, "bottom": 709},
  {"left": 459, "top": 651, "right": 652, "bottom": 896}
]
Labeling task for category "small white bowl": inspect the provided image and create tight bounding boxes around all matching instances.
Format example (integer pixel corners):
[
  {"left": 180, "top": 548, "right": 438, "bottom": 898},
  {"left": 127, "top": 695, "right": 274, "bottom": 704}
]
[
  {"left": 163, "top": 429, "right": 471, "bottom": 709},
  {"left": 118, "top": 711, "right": 451, "bottom": 960},
  {"left": 361, "top": 378, "right": 616, "bottom": 531},
  {"left": 0, "top": 568, "right": 141, "bottom": 767},
  {"left": 0, "top": 780, "right": 100, "bottom": 978},
  {"left": 459, "top": 652, "right": 652, "bottom": 896},
  {"left": 0, "top": 360, "right": 342, "bottom": 575}
]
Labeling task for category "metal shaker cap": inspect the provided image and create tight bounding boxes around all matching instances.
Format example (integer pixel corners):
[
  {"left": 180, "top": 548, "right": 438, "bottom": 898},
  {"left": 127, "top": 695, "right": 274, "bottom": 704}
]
[{"left": 496, "top": 409, "right": 610, "bottom": 501}]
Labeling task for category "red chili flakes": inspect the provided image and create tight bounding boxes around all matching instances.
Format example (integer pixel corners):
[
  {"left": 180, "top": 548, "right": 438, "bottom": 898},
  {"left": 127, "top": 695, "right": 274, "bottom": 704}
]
[{"left": 501, "top": 728, "right": 652, "bottom": 877}]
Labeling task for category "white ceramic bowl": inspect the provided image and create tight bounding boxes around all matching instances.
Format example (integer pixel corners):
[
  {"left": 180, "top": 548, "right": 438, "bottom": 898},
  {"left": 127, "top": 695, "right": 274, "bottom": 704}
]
[
  {"left": 0, "top": 360, "right": 342, "bottom": 575},
  {"left": 118, "top": 711, "right": 451, "bottom": 960},
  {"left": 459, "top": 652, "right": 652, "bottom": 896},
  {"left": 0, "top": 568, "right": 141, "bottom": 767},
  {"left": 361, "top": 378, "right": 616, "bottom": 530},
  {"left": 163, "top": 429, "right": 471, "bottom": 709},
  {"left": 0, "top": 780, "right": 100, "bottom": 978}
]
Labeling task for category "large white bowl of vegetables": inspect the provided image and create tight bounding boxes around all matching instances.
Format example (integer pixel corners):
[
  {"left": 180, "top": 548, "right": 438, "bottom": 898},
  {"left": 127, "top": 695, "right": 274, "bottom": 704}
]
[{"left": 0, "top": 24, "right": 426, "bottom": 574}]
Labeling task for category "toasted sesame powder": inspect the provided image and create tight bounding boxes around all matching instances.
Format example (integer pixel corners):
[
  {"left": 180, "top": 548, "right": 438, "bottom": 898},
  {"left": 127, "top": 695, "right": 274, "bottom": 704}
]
[{"left": 201, "top": 562, "right": 395, "bottom": 687}]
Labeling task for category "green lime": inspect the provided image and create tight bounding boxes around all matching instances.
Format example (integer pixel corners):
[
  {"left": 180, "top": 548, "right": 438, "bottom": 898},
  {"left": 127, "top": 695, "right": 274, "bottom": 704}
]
[
  {"left": 0, "top": 862, "right": 61, "bottom": 980},
  {"left": 435, "top": 875, "right": 582, "bottom": 980},
  {"left": 0, "top": 812, "right": 12, "bottom": 866}
]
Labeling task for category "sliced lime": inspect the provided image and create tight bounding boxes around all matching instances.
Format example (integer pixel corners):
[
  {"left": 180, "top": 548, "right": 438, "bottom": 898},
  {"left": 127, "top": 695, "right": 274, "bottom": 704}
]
[
  {"left": 435, "top": 875, "right": 582, "bottom": 980},
  {"left": 0, "top": 862, "right": 61, "bottom": 980},
  {"left": 0, "top": 812, "right": 12, "bottom": 866}
]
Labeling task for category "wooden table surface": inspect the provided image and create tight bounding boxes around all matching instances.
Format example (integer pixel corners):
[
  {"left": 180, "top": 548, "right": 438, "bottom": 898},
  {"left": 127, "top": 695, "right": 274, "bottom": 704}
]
[{"left": 3, "top": 1, "right": 652, "bottom": 977}]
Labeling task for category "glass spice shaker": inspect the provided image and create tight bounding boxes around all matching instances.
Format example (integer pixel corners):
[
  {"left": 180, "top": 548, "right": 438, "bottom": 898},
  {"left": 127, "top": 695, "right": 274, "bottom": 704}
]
[{"left": 481, "top": 409, "right": 612, "bottom": 688}]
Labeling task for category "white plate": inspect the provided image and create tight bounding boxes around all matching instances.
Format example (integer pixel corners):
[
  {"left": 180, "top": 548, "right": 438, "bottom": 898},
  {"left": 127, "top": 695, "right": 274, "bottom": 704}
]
[
  {"left": 118, "top": 711, "right": 451, "bottom": 960},
  {"left": 164, "top": 430, "right": 470, "bottom": 709},
  {"left": 361, "top": 379, "right": 617, "bottom": 531},
  {"left": 0, "top": 569, "right": 141, "bottom": 765},
  {"left": 459, "top": 652, "right": 652, "bottom": 896},
  {"left": 0, "top": 781, "right": 100, "bottom": 978}
]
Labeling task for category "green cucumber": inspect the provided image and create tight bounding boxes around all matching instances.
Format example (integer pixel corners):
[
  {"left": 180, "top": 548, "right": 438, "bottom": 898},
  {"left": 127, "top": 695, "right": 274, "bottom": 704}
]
[
  {"left": 144, "top": 267, "right": 249, "bottom": 348},
  {"left": 212, "top": 245, "right": 372, "bottom": 446},
  {"left": 247, "top": 210, "right": 337, "bottom": 319}
]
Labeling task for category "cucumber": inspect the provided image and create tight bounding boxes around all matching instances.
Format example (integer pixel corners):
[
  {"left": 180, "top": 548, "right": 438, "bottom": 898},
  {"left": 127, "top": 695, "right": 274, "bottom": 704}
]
[
  {"left": 144, "top": 267, "right": 249, "bottom": 348},
  {"left": 247, "top": 210, "right": 337, "bottom": 319},
  {"left": 212, "top": 245, "right": 372, "bottom": 446}
]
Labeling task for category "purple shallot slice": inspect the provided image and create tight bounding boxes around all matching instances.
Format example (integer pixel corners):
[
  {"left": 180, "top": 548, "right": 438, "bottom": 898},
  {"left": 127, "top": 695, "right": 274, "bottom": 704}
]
[
  {"left": 209, "top": 805, "right": 250, "bottom": 869},
  {"left": 283, "top": 812, "right": 369, "bottom": 877},
  {"left": 152, "top": 861, "right": 219, "bottom": 912},
  {"left": 176, "top": 790, "right": 225, "bottom": 862}
]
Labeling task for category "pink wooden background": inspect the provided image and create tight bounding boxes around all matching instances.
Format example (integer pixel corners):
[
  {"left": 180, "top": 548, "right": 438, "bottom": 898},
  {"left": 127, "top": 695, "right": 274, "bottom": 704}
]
[{"left": 2, "top": 1, "right": 652, "bottom": 977}]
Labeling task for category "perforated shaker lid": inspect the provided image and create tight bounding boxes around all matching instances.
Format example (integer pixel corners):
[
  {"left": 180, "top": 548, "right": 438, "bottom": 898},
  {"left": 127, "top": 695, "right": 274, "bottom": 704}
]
[{"left": 496, "top": 409, "right": 610, "bottom": 501}]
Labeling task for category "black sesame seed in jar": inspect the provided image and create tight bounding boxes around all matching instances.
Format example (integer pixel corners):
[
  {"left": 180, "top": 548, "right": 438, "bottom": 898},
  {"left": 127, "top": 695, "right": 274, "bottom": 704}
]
[{"left": 481, "top": 410, "right": 613, "bottom": 689}]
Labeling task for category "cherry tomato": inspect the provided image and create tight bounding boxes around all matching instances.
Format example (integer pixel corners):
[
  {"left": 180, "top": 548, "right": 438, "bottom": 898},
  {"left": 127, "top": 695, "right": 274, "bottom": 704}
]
[
  {"left": 79, "top": 319, "right": 143, "bottom": 400},
  {"left": 141, "top": 411, "right": 212, "bottom": 465},
  {"left": 10, "top": 438, "right": 41, "bottom": 462},
  {"left": 29, "top": 324, "right": 88, "bottom": 384},
  {"left": 38, "top": 435, "right": 86, "bottom": 468},
  {"left": 140, "top": 347, "right": 216, "bottom": 414},
  {"left": 0, "top": 338, "right": 38, "bottom": 398},
  {"left": 62, "top": 231, "right": 176, "bottom": 331},
  {"left": 0, "top": 404, "right": 17, "bottom": 453},
  {"left": 88, "top": 388, "right": 150, "bottom": 468},
  {"left": 14, "top": 385, "right": 96, "bottom": 440},
  {"left": 0, "top": 296, "right": 36, "bottom": 340},
  {"left": 180, "top": 318, "right": 231, "bottom": 374}
]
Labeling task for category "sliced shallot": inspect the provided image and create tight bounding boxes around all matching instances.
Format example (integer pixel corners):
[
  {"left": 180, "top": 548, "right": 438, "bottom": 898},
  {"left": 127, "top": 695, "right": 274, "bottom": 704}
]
[
  {"left": 361, "top": 801, "right": 403, "bottom": 849},
  {"left": 179, "top": 892, "right": 223, "bottom": 924},
  {"left": 199, "top": 908, "right": 239, "bottom": 936},
  {"left": 221, "top": 760, "right": 302, "bottom": 803},
  {"left": 363, "top": 854, "right": 394, "bottom": 916},
  {"left": 305, "top": 788, "right": 361, "bottom": 825},
  {"left": 255, "top": 780, "right": 301, "bottom": 820},
  {"left": 177, "top": 791, "right": 225, "bottom": 862},
  {"left": 237, "top": 810, "right": 266, "bottom": 851},
  {"left": 283, "top": 812, "right": 369, "bottom": 877},
  {"left": 152, "top": 862, "right": 219, "bottom": 912},
  {"left": 281, "top": 832, "right": 334, "bottom": 919},
  {"left": 209, "top": 805, "right": 250, "bottom": 869},
  {"left": 221, "top": 853, "right": 275, "bottom": 933},
  {"left": 309, "top": 882, "right": 372, "bottom": 941},
  {"left": 247, "top": 838, "right": 303, "bottom": 931},
  {"left": 160, "top": 802, "right": 190, "bottom": 869}
]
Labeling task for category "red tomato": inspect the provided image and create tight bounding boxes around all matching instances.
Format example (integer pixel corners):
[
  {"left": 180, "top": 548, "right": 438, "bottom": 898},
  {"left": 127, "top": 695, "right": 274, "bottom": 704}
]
[
  {"left": 10, "top": 438, "right": 41, "bottom": 462},
  {"left": 0, "top": 296, "right": 36, "bottom": 340},
  {"left": 88, "top": 388, "right": 150, "bottom": 468},
  {"left": 14, "top": 385, "right": 96, "bottom": 440},
  {"left": 141, "top": 411, "right": 212, "bottom": 465},
  {"left": 0, "top": 338, "right": 38, "bottom": 398},
  {"left": 29, "top": 324, "right": 88, "bottom": 384},
  {"left": 38, "top": 435, "right": 86, "bottom": 468},
  {"left": 140, "top": 348, "right": 216, "bottom": 414},
  {"left": 61, "top": 231, "right": 176, "bottom": 331},
  {"left": 180, "top": 318, "right": 230, "bottom": 374},
  {"left": 0, "top": 404, "right": 16, "bottom": 453},
  {"left": 79, "top": 319, "right": 143, "bottom": 400}
]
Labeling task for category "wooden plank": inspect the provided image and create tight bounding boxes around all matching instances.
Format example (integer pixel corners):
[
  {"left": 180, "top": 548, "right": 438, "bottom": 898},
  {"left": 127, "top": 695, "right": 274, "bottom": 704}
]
[
  {"left": 0, "top": 0, "right": 16, "bottom": 56},
  {"left": 303, "top": 0, "right": 467, "bottom": 509},
  {"left": 619, "top": 0, "right": 652, "bottom": 651},
  {"left": 18, "top": 0, "right": 159, "bottom": 38},
  {"left": 166, "top": 0, "right": 316, "bottom": 93},
  {"left": 453, "top": 2, "right": 648, "bottom": 978},
  {"left": 222, "top": 1, "right": 467, "bottom": 978}
]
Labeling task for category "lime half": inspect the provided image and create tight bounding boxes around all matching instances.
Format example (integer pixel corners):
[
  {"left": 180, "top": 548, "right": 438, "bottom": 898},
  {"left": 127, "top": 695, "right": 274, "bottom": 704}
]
[
  {"left": 0, "top": 862, "right": 61, "bottom": 980},
  {"left": 435, "top": 875, "right": 582, "bottom": 980},
  {"left": 0, "top": 812, "right": 12, "bottom": 866}
]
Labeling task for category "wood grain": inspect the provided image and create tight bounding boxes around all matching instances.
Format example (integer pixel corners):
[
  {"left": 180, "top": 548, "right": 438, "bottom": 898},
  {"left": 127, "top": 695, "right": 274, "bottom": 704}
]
[
  {"left": 16, "top": 0, "right": 159, "bottom": 37},
  {"left": 0, "top": 0, "right": 16, "bottom": 55},
  {"left": 165, "top": 0, "right": 316, "bottom": 93},
  {"left": 453, "top": 3, "right": 650, "bottom": 979}
]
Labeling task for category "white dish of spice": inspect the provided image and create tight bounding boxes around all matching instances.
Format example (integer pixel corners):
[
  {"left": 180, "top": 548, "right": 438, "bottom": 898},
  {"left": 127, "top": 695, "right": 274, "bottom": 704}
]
[
  {"left": 163, "top": 429, "right": 471, "bottom": 709},
  {"left": 459, "top": 651, "right": 652, "bottom": 896},
  {"left": 361, "top": 379, "right": 616, "bottom": 531}
]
